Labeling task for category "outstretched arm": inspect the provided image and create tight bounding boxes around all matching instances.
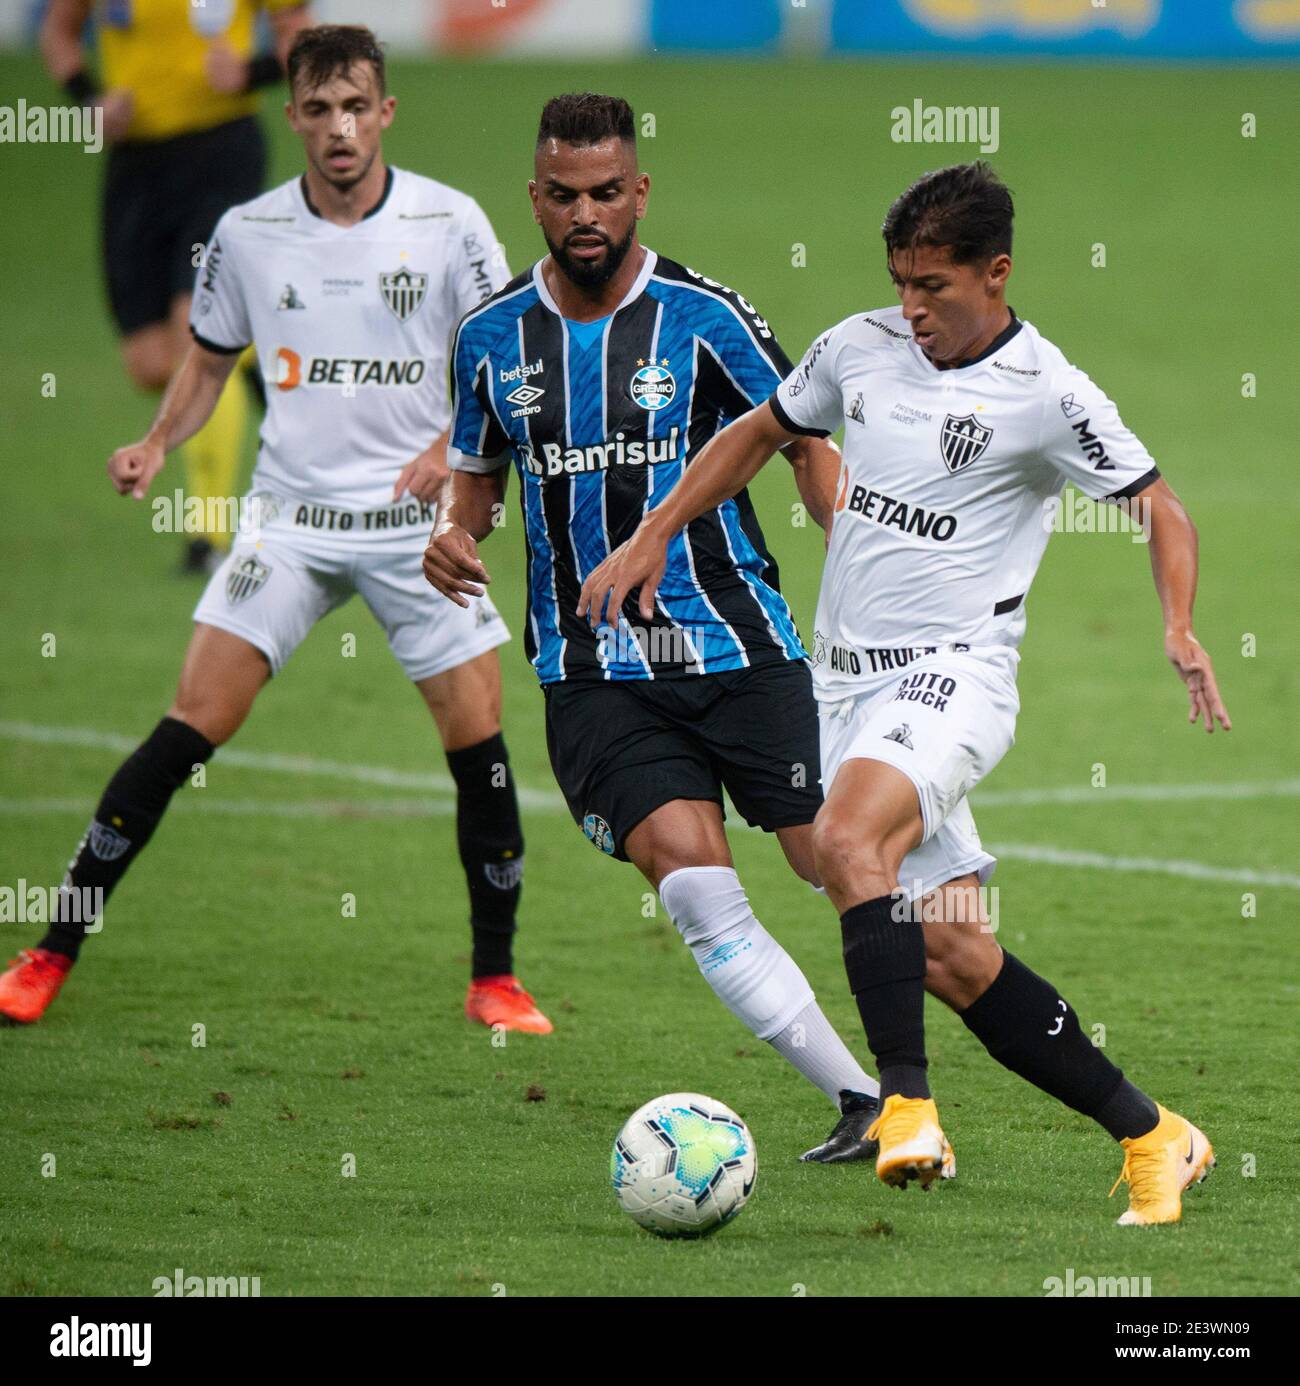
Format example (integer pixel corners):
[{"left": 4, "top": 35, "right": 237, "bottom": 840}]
[
  {"left": 107, "top": 342, "right": 240, "bottom": 499},
  {"left": 577, "top": 400, "right": 797, "bottom": 628},
  {"left": 1140, "top": 477, "right": 1231, "bottom": 732}
]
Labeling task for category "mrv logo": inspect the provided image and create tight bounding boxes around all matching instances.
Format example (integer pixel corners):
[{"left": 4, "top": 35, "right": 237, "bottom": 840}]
[{"left": 521, "top": 427, "right": 681, "bottom": 476}]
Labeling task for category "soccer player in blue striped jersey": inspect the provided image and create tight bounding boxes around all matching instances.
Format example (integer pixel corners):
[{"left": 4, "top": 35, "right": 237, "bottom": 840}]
[{"left": 424, "top": 93, "right": 898, "bottom": 1165}]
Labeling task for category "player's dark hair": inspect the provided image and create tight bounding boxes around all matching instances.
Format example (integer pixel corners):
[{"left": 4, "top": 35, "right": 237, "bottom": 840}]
[
  {"left": 882, "top": 162, "right": 1014, "bottom": 265},
  {"left": 287, "top": 25, "right": 387, "bottom": 98},
  {"left": 537, "top": 93, "right": 636, "bottom": 149}
]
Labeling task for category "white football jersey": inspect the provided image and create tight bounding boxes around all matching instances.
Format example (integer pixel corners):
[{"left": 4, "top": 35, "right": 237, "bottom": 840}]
[
  {"left": 771, "top": 306, "right": 1161, "bottom": 697},
  {"left": 189, "top": 166, "right": 510, "bottom": 540}
]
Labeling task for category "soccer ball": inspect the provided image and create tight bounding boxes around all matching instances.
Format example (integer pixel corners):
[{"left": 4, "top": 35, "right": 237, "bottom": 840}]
[{"left": 610, "top": 1093, "right": 757, "bottom": 1237}]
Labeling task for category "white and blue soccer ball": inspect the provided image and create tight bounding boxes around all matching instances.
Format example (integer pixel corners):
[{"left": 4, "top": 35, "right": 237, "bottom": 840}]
[{"left": 610, "top": 1093, "right": 757, "bottom": 1237}]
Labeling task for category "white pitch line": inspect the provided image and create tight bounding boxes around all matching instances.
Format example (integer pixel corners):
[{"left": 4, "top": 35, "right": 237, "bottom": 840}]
[
  {"left": 2, "top": 722, "right": 1297, "bottom": 887},
  {"left": 0, "top": 805, "right": 1294, "bottom": 888},
  {"left": 988, "top": 842, "right": 1300, "bottom": 890},
  {"left": 3, "top": 720, "right": 1297, "bottom": 812},
  {"left": 0, "top": 719, "right": 564, "bottom": 810},
  {"left": 0, "top": 796, "right": 458, "bottom": 820},
  {"left": 974, "top": 781, "right": 1300, "bottom": 807}
]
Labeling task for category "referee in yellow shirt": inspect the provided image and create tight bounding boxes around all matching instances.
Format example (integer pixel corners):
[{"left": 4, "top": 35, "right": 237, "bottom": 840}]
[{"left": 41, "top": 0, "right": 314, "bottom": 572}]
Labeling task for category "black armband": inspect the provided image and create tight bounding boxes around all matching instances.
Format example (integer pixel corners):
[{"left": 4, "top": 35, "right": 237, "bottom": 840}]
[
  {"left": 244, "top": 53, "right": 283, "bottom": 91},
  {"left": 63, "top": 69, "right": 101, "bottom": 105}
]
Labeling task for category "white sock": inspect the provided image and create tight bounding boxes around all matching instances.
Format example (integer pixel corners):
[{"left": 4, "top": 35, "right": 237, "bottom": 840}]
[
  {"left": 658, "top": 866, "right": 877, "bottom": 1105},
  {"left": 769, "top": 1001, "right": 879, "bottom": 1107}
]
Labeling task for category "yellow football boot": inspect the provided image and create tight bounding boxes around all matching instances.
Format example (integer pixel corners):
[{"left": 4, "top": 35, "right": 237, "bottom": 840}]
[
  {"left": 1110, "top": 1104, "right": 1214, "bottom": 1225},
  {"left": 865, "top": 1093, "right": 950, "bottom": 1189}
]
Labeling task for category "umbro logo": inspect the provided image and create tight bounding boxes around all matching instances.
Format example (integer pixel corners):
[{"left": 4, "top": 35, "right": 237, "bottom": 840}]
[
  {"left": 699, "top": 938, "right": 752, "bottom": 973},
  {"left": 883, "top": 724, "right": 913, "bottom": 750},
  {"left": 505, "top": 383, "right": 544, "bottom": 407}
]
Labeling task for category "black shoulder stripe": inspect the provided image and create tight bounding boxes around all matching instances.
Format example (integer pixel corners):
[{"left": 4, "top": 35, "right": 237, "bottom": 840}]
[
  {"left": 190, "top": 326, "right": 248, "bottom": 355},
  {"left": 1105, "top": 466, "right": 1160, "bottom": 502},
  {"left": 768, "top": 391, "right": 830, "bottom": 439},
  {"left": 651, "top": 254, "right": 792, "bottom": 374}
]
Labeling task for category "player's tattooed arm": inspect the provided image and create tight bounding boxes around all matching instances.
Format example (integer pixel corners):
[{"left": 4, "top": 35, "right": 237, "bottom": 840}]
[
  {"left": 782, "top": 435, "right": 841, "bottom": 533},
  {"left": 1139, "top": 478, "right": 1231, "bottom": 733},
  {"left": 422, "top": 470, "right": 505, "bottom": 607},
  {"left": 577, "top": 400, "right": 795, "bottom": 627},
  {"left": 107, "top": 342, "right": 240, "bottom": 500}
]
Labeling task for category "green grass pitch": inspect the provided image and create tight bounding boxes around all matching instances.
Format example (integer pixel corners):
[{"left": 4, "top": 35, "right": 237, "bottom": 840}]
[{"left": 0, "top": 52, "right": 1297, "bottom": 1297}]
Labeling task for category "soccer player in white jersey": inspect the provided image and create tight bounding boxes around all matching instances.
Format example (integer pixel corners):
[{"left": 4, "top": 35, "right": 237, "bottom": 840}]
[
  {"left": 0, "top": 26, "right": 550, "bottom": 1035},
  {"left": 580, "top": 163, "right": 1231, "bottom": 1224}
]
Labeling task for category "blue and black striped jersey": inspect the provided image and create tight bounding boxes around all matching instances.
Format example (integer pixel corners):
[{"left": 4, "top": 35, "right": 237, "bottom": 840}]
[{"left": 447, "top": 249, "right": 807, "bottom": 685}]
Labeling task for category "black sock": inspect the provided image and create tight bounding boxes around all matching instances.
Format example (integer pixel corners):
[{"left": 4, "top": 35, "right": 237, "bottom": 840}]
[
  {"left": 840, "top": 895, "right": 929, "bottom": 1100},
  {"left": 445, "top": 733, "right": 524, "bottom": 979},
  {"left": 39, "top": 718, "right": 214, "bottom": 962},
  {"left": 960, "top": 952, "right": 1160, "bottom": 1141}
]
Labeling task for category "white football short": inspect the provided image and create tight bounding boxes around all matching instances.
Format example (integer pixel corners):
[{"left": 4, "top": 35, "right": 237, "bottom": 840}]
[
  {"left": 817, "top": 645, "right": 1020, "bottom": 899},
  {"left": 194, "top": 529, "right": 509, "bottom": 681}
]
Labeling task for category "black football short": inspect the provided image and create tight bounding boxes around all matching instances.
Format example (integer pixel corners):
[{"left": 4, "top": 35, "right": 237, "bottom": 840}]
[
  {"left": 543, "top": 658, "right": 823, "bottom": 861},
  {"left": 102, "top": 116, "right": 266, "bottom": 335}
]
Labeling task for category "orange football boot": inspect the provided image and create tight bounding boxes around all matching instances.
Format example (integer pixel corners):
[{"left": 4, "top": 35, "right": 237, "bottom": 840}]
[
  {"left": 0, "top": 948, "right": 74, "bottom": 1024},
  {"left": 464, "top": 975, "right": 553, "bottom": 1034}
]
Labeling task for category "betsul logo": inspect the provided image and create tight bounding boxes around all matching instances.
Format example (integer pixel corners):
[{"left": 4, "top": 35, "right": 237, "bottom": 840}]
[{"left": 274, "top": 347, "right": 301, "bottom": 392}]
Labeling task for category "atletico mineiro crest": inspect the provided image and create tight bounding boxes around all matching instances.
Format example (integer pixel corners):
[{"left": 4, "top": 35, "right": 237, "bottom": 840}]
[
  {"left": 226, "top": 555, "right": 271, "bottom": 605},
  {"left": 939, "top": 413, "right": 994, "bottom": 474},
  {"left": 379, "top": 266, "right": 428, "bottom": 322}
]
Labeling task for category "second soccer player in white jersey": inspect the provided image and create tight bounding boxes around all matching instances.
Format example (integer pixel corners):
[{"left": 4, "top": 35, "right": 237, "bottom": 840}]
[
  {"left": 0, "top": 26, "right": 551, "bottom": 1035},
  {"left": 580, "top": 162, "right": 1232, "bottom": 1225}
]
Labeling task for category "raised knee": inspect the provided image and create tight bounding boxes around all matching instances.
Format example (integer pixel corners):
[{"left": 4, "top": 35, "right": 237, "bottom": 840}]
[
  {"left": 926, "top": 933, "right": 1002, "bottom": 1006},
  {"left": 166, "top": 697, "right": 235, "bottom": 748},
  {"left": 812, "top": 810, "right": 897, "bottom": 885}
]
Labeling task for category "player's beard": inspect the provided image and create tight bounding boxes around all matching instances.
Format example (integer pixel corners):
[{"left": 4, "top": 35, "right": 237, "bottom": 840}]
[{"left": 545, "top": 220, "right": 636, "bottom": 290}]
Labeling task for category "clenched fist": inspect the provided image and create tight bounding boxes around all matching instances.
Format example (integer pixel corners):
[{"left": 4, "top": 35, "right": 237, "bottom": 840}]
[{"left": 108, "top": 438, "right": 165, "bottom": 499}]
